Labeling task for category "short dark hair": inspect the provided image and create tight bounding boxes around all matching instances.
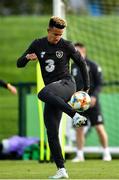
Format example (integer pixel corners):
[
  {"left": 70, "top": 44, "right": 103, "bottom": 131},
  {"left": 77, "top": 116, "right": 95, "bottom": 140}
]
[
  {"left": 74, "top": 42, "right": 85, "bottom": 48},
  {"left": 49, "top": 16, "right": 67, "bottom": 29}
]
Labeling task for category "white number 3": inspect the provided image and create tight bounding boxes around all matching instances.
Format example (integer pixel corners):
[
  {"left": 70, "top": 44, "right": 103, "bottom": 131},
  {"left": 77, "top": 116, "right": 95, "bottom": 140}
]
[{"left": 45, "top": 59, "right": 55, "bottom": 72}]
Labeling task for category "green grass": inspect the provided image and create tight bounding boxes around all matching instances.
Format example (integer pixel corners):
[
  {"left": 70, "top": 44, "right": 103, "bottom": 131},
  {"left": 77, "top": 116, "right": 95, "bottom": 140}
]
[{"left": 0, "top": 160, "right": 119, "bottom": 179}]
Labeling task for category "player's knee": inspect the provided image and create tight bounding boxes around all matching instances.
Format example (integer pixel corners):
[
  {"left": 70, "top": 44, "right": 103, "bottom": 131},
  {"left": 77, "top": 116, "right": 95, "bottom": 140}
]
[
  {"left": 38, "top": 91, "right": 42, "bottom": 100},
  {"left": 38, "top": 88, "right": 48, "bottom": 101}
]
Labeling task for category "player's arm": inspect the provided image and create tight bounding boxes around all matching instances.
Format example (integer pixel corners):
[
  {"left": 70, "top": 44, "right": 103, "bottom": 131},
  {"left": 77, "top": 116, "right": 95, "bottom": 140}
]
[
  {"left": 17, "top": 40, "right": 37, "bottom": 68},
  {"left": 92, "top": 63, "right": 103, "bottom": 97},
  {"left": 0, "top": 80, "right": 17, "bottom": 94},
  {"left": 7, "top": 83, "right": 17, "bottom": 94},
  {"left": 0, "top": 80, "right": 8, "bottom": 88},
  {"left": 69, "top": 43, "right": 90, "bottom": 92},
  {"left": 90, "top": 63, "right": 103, "bottom": 107}
]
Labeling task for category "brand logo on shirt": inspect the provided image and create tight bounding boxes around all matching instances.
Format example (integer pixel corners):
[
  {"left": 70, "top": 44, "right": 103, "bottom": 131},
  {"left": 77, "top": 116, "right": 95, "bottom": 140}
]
[
  {"left": 97, "top": 115, "right": 103, "bottom": 122},
  {"left": 41, "top": 52, "right": 46, "bottom": 58},
  {"left": 56, "top": 51, "right": 63, "bottom": 59}
]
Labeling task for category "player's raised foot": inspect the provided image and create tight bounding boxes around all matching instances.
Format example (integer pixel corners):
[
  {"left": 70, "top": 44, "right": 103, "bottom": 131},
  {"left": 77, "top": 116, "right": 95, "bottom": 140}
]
[
  {"left": 72, "top": 113, "right": 87, "bottom": 128},
  {"left": 49, "top": 168, "right": 69, "bottom": 179}
]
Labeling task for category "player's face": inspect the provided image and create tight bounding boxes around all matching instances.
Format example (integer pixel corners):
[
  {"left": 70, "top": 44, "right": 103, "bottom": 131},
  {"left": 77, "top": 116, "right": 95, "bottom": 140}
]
[
  {"left": 47, "top": 27, "right": 64, "bottom": 44},
  {"left": 75, "top": 46, "right": 86, "bottom": 59}
]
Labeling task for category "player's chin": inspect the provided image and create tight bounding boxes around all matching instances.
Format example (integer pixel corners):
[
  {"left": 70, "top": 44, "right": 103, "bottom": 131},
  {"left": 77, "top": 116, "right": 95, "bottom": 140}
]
[{"left": 53, "top": 40, "right": 60, "bottom": 44}]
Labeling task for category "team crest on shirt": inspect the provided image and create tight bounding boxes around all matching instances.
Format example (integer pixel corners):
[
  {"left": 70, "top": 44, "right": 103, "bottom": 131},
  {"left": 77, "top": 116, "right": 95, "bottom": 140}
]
[{"left": 56, "top": 51, "right": 63, "bottom": 59}]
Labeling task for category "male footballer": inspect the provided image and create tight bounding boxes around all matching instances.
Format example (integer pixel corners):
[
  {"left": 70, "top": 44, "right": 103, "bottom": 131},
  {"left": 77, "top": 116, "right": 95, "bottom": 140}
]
[{"left": 17, "top": 16, "right": 90, "bottom": 179}]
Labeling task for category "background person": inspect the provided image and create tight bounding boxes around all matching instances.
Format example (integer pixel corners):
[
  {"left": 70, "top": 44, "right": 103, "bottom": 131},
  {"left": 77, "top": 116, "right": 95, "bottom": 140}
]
[
  {"left": 17, "top": 16, "right": 90, "bottom": 179},
  {"left": 0, "top": 79, "right": 17, "bottom": 95},
  {"left": 71, "top": 42, "right": 111, "bottom": 162},
  {"left": 0, "top": 135, "right": 39, "bottom": 159}
]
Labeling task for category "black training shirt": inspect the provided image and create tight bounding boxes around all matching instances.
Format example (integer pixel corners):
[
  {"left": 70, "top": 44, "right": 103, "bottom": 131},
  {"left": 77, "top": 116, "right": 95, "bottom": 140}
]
[{"left": 17, "top": 37, "right": 90, "bottom": 90}]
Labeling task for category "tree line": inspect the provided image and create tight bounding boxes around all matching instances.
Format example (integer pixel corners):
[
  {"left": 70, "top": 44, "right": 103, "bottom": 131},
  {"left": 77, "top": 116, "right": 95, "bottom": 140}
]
[{"left": 0, "top": 0, "right": 52, "bottom": 16}]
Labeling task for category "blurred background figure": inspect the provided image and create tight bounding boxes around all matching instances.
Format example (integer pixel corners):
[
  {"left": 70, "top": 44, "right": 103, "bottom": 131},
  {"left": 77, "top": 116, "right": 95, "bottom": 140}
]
[
  {"left": 0, "top": 80, "right": 17, "bottom": 95},
  {"left": 0, "top": 135, "right": 39, "bottom": 160},
  {"left": 71, "top": 42, "right": 111, "bottom": 162}
]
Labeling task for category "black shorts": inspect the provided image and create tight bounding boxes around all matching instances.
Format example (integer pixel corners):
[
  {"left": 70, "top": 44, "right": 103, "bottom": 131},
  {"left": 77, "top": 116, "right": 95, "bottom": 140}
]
[{"left": 81, "top": 100, "right": 104, "bottom": 126}]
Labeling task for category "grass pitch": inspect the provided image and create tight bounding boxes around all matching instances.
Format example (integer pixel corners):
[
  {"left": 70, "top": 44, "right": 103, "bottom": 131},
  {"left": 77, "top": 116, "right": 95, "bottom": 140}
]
[{"left": 0, "top": 160, "right": 119, "bottom": 179}]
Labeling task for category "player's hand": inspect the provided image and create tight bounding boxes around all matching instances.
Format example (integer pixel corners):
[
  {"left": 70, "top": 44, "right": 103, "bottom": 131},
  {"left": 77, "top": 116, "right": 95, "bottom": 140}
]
[
  {"left": 90, "top": 96, "right": 96, "bottom": 107},
  {"left": 26, "top": 53, "right": 37, "bottom": 61},
  {"left": 85, "top": 89, "right": 89, "bottom": 93},
  {"left": 7, "top": 83, "right": 17, "bottom": 95},
  {"left": 82, "top": 88, "right": 89, "bottom": 94}
]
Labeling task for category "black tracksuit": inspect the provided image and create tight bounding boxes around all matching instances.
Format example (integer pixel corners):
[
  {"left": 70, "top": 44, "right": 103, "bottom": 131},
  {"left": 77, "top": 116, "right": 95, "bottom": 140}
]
[{"left": 17, "top": 37, "right": 90, "bottom": 168}]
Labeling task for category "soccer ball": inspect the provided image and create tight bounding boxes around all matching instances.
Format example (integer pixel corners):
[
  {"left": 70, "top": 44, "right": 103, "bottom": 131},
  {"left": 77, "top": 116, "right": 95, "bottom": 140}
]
[{"left": 70, "top": 91, "right": 91, "bottom": 112}]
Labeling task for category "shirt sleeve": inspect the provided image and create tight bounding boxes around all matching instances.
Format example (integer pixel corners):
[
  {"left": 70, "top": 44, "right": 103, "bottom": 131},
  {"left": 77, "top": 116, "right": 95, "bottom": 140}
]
[
  {"left": 0, "top": 80, "right": 8, "bottom": 89},
  {"left": 17, "top": 39, "right": 37, "bottom": 67},
  {"left": 91, "top": 63, "right": 103, "bottom": 97},
  {"left": 68, "top": 43, "right": 90, "bottom": 91}
]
